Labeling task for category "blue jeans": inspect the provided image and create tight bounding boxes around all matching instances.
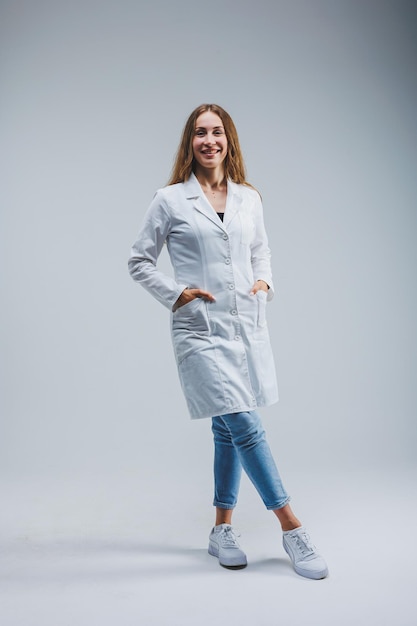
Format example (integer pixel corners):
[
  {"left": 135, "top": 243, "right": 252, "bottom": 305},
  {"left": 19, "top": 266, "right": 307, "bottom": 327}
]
[{"left": 211, "top": 411, "right": 290, "bottom": 511}]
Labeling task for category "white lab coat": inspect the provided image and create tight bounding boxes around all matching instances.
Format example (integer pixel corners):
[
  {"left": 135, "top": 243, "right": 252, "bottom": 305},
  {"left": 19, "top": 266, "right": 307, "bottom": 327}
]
[{"left": 128, "top": 172, "right": 279, "bottom": 419}]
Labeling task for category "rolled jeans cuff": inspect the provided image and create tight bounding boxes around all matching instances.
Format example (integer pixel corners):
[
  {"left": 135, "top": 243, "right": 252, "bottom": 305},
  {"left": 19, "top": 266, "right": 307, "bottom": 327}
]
[
  {"left": 212, "top": 500, "right": 236, "bottom": 510},
  {"left": 265, "top": 495, "right": 291, "bottom": 511}
]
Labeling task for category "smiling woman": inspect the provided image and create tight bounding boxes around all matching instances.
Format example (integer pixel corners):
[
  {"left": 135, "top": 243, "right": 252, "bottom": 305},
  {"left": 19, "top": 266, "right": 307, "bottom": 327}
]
[
  {"left": 193, "top": 112, "right": 227, "bottom": 164},
  {"left": 192, "top": 111, "right": 228, "bottom": 213},
  {"left": 168, "top": 103, "right": 247, "bottom": 186},
  {"left": 128, "top": 103, "right": 328, "bottom": 579}
]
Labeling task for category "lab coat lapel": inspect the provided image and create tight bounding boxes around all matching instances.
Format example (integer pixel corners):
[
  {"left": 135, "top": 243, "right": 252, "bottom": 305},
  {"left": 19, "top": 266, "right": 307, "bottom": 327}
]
[
  {"left": 184, "top": 173, "right": 226, "bottom": 232},
  {"left": 223, "top": 180, "right": 243, "bottom": 231}
]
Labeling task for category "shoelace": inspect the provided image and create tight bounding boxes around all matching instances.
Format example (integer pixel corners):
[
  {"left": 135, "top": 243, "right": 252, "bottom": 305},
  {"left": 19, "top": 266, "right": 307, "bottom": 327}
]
[
  {"left": 219, "top": 526, "right": 240, "bottom": 548},
  {"left": 291, "top": 531, "right": 316, "bottom": 557}
]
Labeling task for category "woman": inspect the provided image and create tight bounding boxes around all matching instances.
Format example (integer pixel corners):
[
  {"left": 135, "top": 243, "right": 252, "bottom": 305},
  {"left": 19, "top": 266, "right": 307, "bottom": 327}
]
[{"left": 128, "top": 104, "right": 328, "bottom": 579}]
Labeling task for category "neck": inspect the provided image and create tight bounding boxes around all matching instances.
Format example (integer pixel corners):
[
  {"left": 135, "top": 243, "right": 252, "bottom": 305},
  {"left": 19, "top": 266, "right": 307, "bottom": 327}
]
[{"left": 194, "top": 166, "right": 226, "bottom": 190}]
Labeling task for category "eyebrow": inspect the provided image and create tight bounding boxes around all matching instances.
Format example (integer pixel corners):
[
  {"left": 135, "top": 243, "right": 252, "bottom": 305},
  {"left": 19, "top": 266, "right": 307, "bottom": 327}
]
[{"left": 195, "top": 125, "right": 224, "bottom": 130}]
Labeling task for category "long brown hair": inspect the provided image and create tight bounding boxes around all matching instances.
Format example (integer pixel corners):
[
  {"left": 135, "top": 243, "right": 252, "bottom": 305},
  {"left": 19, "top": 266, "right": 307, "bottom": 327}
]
[{"left": 168, "top": 104, "right": 251, "bottom": 186}]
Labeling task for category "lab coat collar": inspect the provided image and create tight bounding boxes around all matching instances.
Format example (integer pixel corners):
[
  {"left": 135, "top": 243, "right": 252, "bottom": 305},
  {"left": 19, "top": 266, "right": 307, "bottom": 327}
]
[{"left": 184, "top": 172, "right": 242, "bottom": 231}]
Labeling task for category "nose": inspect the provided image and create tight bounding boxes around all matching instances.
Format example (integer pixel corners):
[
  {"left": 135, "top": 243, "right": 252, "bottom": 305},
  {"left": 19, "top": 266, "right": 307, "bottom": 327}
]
[{"left": 204, "top": 133, "right": 216, "bottom": 145}]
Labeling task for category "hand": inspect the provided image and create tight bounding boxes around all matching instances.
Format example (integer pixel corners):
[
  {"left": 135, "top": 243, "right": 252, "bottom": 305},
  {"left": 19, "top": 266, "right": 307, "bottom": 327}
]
[
  {"left": 250, "top": 280, "right": 269, "bottom": 295},
  {"left": 173, "top": 288, "right": 216, "bottom": 311}
]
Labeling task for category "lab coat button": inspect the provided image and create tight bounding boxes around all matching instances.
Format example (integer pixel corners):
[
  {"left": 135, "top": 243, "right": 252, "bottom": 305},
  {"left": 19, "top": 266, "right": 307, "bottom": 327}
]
[
  {"left": 225, "top": 258, "right": 231, "bottom": 264},
  {"left": 230, "top": 309, "right": 237, "bottom": 316},
  {"left": 222, "top": 234, "right": 228, "bottom": 240},
  {"left": 235, "top": 335, "right": 241, "bottom": 341},
  {"left": 228, "top": 284, "right": 235, "bottom": 290}
]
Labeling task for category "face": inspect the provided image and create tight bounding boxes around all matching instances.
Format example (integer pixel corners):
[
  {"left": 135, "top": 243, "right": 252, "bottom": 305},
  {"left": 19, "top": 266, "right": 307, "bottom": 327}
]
[{"left": 192, "top": 111, "right": 228, "bottom": 172}]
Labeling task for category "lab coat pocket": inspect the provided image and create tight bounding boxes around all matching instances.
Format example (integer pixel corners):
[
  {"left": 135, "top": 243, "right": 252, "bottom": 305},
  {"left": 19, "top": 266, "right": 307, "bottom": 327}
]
[
  {"left": 172, "top": 297, "right": 209, "bottom": 333},
  {"left": 172, "top": 298, "right": 211, "bottom": 364},
  {"left": 256, "top": 290, "right": 268, "bottom": 328}
]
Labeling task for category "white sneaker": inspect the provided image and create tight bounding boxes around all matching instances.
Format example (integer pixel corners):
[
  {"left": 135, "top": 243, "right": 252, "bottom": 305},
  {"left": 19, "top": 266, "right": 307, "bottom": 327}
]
[
  {"left": 283, "top": 526, "right": 328, "bottom": 579},
  {"left": 208, "top": 524, "right": 247, "bottom": 569}
]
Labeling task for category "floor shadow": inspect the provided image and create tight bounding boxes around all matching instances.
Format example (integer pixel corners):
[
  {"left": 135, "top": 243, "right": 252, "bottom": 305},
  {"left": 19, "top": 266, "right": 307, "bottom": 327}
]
[
  {"left": 0, "top": 538, "right": 217, "bottom": 585},
  {"left": 1, "top": 537, "right": 300, "bottom": 585},
  {"left": 245, "top": 556, "right": 294, "bottom": 577}
]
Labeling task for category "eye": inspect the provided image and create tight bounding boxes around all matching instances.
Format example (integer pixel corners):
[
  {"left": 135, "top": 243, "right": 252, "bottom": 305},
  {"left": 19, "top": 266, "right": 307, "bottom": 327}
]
[
  {"left": 214, "top": 129, "right": 224, "bottom": 135},
  {"left": 195, "top": 129, "right": 205, "bottom": 136}
]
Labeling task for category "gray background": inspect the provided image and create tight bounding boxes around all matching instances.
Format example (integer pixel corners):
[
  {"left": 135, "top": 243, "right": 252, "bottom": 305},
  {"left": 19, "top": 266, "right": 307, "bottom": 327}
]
[{"left": 1, "top": 1, "right": 416, "bottom": 625}]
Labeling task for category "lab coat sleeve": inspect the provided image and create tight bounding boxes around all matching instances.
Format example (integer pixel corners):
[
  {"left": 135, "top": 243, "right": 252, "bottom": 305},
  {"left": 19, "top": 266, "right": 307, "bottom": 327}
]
[
  {"left": 128, "top": 190, "right": 187, "bottom": 310},
  {"left": 250, "top": 193, "right": 275, "bottom": 301}
]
